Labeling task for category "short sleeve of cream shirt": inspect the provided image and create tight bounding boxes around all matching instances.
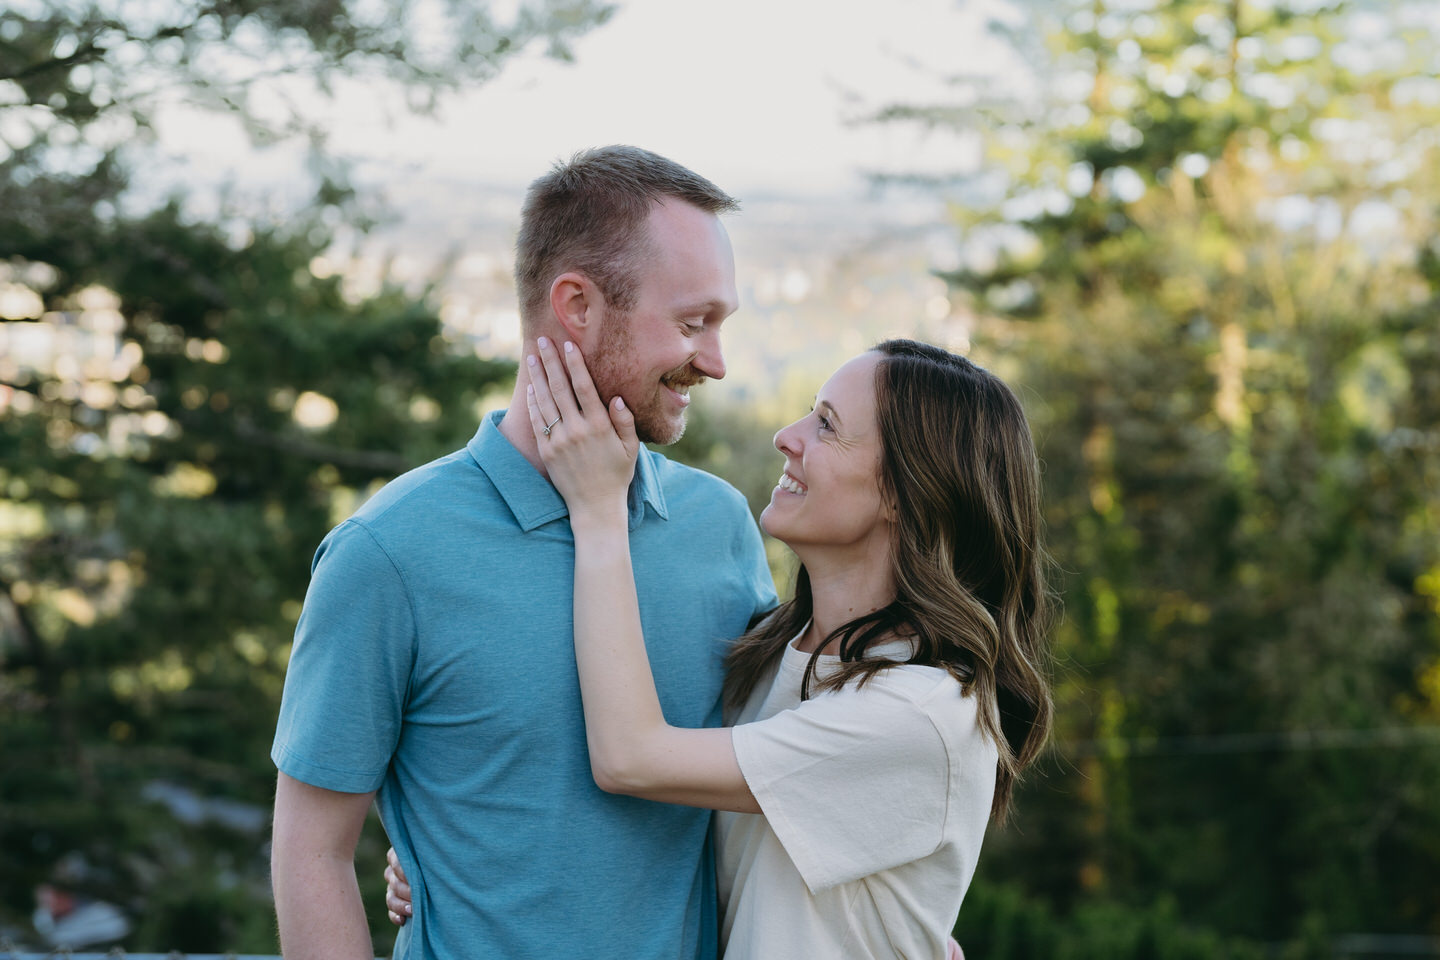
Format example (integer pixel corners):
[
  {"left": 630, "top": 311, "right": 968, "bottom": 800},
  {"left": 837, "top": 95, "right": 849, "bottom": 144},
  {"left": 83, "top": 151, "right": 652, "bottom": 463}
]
[
  {"left": 733, "top": 671, "right": 958, "bottom": 889},
  {"left": 721, "top": 646, "right": 998, "bottom": 959}
]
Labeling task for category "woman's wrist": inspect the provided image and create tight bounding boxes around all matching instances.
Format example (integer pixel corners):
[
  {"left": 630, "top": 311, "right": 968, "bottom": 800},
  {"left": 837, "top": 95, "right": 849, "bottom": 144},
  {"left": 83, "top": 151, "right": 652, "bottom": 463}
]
[{"left": 568, "top": 501, "right": 629, "bottom": 537}]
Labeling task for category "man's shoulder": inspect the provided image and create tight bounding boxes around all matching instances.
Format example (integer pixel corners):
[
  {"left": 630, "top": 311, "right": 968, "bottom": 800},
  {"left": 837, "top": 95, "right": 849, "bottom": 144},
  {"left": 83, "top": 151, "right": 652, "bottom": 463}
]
[{"left": 343, "top": 445, "right": 492, "bottom": 536}]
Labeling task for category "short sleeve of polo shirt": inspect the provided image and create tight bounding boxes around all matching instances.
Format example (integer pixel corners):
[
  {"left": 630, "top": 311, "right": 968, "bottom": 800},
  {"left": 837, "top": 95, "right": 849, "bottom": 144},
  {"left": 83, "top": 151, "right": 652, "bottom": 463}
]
[
  {"left": 730, "top": 673, "right": 953, "bottom": 893},
  {"left": 271, "top": 519, "right": 416, "bottom": 793}
]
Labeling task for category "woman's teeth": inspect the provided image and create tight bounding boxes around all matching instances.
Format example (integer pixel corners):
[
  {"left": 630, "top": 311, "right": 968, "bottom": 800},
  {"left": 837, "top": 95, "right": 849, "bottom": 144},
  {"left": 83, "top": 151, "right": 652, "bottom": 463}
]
[{"left": 778, "top": 474, "right": 806, "bottom": 495}]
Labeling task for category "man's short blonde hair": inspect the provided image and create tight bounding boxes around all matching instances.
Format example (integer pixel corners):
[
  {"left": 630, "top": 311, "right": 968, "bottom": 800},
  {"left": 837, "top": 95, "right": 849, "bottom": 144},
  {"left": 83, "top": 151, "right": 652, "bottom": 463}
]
[{"left": 514, "top": 145, "right": 738, "bottom": 331}]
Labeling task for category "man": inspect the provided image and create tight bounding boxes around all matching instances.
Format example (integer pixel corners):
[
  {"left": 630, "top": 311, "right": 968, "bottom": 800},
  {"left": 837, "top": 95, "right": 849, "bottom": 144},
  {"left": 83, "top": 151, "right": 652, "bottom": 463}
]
[{"left": 270, "top": 146, "right": 777, "bottom": 959}]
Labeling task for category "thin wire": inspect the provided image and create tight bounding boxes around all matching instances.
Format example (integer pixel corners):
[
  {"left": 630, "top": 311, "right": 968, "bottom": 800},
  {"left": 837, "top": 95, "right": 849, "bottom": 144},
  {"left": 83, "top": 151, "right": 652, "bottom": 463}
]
[{"left": 1056, "top": 724, "right": 1440, "bottom": 758}]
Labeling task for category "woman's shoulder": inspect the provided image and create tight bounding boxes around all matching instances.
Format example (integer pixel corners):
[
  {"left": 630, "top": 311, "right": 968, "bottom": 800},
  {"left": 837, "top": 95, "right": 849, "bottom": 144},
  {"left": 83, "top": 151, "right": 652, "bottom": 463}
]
[
  {"left": 813, "top": 662, "right": 963, "bottom": 731},
  {"left": 854, "top": 659, "right": 954, "bottom": 699},
  {"left": 856, "top": 665, "right": 996, "bottom": 756}
]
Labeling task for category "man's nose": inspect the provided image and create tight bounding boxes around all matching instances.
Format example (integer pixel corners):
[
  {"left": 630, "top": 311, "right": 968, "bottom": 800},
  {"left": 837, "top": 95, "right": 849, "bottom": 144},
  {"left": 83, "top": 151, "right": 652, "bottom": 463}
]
[{"left": 692, "top": 328, "right": 726, "bottom": 381}]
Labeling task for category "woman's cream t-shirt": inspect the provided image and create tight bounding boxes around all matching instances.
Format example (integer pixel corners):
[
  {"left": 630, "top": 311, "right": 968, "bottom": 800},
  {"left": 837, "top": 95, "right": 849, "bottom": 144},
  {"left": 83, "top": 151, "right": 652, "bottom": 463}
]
[{"left": 716, "top": 633, "right": 997, "bottom": 960}]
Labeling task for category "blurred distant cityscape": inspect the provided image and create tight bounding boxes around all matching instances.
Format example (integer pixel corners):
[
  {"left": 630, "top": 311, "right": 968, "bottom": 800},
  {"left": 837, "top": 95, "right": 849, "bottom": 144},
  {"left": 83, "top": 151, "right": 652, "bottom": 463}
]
[
  {"left": 351, "top": 179, "right": 974, "bottom": 401},
  {"left": 2, "top": 179, "right": 975, "bottom": 425},
  {"left": 1, "top": 178, "right": 974, "bottom": 434}
]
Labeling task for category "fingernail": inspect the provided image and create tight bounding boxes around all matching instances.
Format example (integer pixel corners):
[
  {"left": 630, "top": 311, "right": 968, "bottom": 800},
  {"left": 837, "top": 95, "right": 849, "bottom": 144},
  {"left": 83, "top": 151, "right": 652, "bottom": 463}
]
[
  {"left": 615, "top": 397, "right": 625, "bottom": 410},
  {"left": 406, "top": 904, "right": 413, "bottom": 915},
  {"left": 527, "top": 383, "right": 534, "bottom": 395},
  {"left": 537, "top": 336, "right": 549, "bottom": 349},
  {"left": 564, "top": 341, "right": 573, "bottom": 353},
  {"left": 527, "top": 355, "right": 537, "bottom": 367}
]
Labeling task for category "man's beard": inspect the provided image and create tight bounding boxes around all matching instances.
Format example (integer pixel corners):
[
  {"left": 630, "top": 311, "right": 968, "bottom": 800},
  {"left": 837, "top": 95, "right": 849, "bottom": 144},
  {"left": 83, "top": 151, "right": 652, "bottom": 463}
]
[{"left": 589, "top": 312, "right": 702, "bottom": 445}]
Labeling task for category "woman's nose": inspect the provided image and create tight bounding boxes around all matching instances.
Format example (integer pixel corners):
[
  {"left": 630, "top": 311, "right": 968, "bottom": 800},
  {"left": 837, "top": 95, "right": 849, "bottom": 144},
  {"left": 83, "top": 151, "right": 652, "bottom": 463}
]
[{"left": 773, "top": 419, "right": 803, "bottom": 456}]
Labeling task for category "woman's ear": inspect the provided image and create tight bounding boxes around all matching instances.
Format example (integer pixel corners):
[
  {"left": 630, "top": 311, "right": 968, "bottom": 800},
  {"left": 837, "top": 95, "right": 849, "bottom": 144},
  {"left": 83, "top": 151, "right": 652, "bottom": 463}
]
[
  {"left": 549, "top": 272, "right": 601, "bottom": 343},
  {"left": 878, "top": 470, "right": 900, "bottom": 524},
  {"left": 881, "top": 496, "right": 900, "bottom": 524}
]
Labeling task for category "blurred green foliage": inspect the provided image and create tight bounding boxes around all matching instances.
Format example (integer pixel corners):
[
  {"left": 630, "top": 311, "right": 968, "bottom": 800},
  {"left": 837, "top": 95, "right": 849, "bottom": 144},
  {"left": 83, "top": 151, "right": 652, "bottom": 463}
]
[
  {"left": 0, "top": 0, "right": 608, "bottom": 951},
  {"left": 836, "top": 0, "right": 1440, "bottom": 951},
  {"left": 953, "top": 881, "right": 1285, "bottom": 960},
  {"left": 3, "top": 0, "right": 1439, "bottom": 954}
]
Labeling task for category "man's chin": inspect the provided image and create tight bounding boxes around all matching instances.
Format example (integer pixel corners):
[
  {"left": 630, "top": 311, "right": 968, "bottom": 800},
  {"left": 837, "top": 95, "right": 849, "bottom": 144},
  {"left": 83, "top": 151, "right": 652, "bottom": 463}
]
[{"left": 635, "top": 410, "right": 687, "bottom": 446}]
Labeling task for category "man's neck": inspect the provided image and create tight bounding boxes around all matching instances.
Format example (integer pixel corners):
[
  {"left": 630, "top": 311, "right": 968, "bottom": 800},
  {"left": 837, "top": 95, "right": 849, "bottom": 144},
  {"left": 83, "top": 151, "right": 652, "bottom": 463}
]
[{"left": 498, "top": 365, "right": 548, "bottom": 478}]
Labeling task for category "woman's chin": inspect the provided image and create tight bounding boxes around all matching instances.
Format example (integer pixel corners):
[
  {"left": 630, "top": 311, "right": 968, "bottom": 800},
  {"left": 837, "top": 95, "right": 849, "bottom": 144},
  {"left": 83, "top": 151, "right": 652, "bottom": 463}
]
[
  {"left": 758, "top": 505, "right": 787, "bottom": 540},
  {"left": 759, "top": 512, "right": 802, "bottom": 558},
  {"left": 758, "top": 504, "right": 777, "bottom": 536}
]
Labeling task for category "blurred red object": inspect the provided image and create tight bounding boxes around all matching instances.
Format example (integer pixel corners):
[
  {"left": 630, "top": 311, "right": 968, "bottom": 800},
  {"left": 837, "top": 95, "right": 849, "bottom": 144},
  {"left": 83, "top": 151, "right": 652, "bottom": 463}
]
[{"left": 32, "top": 883, "right": 131, "bottom": 949}]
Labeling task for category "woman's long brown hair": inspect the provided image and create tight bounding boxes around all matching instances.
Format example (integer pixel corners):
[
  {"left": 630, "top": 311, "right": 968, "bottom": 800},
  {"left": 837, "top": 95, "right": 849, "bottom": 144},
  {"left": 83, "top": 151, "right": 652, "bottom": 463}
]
[{"left": 724, "top": 339, "right": 1054, "bottom": 822}]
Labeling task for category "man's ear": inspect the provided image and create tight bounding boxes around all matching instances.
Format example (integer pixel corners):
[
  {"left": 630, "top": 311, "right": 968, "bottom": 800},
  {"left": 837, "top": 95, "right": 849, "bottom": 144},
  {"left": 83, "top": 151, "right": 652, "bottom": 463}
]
[{"left": 549, "top": 272, "right": 601, "bottom": 343}]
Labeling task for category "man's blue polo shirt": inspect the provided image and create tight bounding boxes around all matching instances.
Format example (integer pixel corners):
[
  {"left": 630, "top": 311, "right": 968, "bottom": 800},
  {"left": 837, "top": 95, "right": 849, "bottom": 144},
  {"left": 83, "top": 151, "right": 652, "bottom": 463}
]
[{"left": 272, "top": 410, "right": 777, "bottom": 960}]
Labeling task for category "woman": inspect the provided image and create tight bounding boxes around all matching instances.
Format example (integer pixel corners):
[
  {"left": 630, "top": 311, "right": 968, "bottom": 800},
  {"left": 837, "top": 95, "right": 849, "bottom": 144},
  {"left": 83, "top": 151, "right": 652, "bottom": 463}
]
[{"left": 388, "top": 338, "right": 1053, "bottom": 958}]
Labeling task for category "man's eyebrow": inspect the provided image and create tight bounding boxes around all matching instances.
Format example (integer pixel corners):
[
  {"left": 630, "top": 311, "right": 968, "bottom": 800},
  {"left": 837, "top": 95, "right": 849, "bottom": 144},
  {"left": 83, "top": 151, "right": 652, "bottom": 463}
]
[{"left": 675, "top": 298, "right": 735, "bottom": 316}]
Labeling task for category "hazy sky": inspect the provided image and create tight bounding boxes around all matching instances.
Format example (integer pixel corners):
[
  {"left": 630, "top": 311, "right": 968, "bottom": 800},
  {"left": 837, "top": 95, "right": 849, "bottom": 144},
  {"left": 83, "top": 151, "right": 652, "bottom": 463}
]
[
  {"left": 155, "top": 0, "right": 1023, "bottom": 204},
  {"left": 139, "top": 0, "right": 1026, "bottom": 388}
]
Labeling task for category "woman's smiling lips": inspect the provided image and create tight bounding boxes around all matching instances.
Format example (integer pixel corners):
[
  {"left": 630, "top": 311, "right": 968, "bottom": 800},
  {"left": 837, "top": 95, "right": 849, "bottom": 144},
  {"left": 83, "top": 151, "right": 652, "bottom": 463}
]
[{"left": 776, "top": 472, "right": 807, "bottom": 496}]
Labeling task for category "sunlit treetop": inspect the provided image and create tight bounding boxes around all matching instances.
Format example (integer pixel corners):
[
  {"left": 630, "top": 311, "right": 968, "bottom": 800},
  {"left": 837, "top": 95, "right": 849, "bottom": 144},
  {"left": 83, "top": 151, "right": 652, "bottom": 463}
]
[
  {"left": 0, "top": 0, "right": 613, "bottom": 163},
  {"left": 867, "top": 0, "right": 1440, "bottom": 317}
]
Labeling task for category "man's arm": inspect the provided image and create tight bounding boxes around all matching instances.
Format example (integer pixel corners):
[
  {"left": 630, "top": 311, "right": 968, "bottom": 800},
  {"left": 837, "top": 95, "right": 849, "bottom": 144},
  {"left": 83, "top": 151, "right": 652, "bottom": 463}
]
[{"left": 272, "top": 772, "right": 377, "bottom": 960}]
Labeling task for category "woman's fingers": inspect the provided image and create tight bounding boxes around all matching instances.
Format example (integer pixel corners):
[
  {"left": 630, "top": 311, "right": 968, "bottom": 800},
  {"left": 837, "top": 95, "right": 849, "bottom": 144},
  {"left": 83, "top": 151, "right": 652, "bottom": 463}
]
[
  {"left": 386, "top": 889, "right": 412, "bottom": 916},
  {"left": 385, "top": 873, "right": 410, "bottom": 925},
  {"left": 535, "top": 337, "right": 584, "bottom": 422},
  {"left": 384, "top": 863, "right": 412, "bottom": 901},
  {"left": 384, "top": 847, "right": 413, "bottom": 923},
  {"left": 527, "top": 362, "right": 561, "bottom": 447},
  {"left": 608, "top": 395, "right": 638, "bottom": 456},
  {"left": 386, "top": 846, "right": 407, "bottom": 884},
  {"left": 562, "top": 340, "right": 606, "bottom": 419}
]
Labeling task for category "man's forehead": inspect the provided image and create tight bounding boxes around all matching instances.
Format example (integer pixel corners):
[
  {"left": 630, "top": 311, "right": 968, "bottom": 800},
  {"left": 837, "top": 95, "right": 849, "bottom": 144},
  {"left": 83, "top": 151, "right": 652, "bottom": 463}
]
[{"left": 642, "top": 213, "right": 737, "bottom": 311}]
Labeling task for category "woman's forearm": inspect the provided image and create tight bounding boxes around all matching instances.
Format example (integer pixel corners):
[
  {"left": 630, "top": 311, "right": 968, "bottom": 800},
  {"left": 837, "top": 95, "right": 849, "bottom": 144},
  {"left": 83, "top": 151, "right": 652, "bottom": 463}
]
[
  {"left": 525, "top": 335, "right": 755, "bottom": 810},
  {"left": 569, "top": 512, "right": 759, "bottom": 813},
  {"left": 569, "top": 512, "right": 668, "bottom": 788}
]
